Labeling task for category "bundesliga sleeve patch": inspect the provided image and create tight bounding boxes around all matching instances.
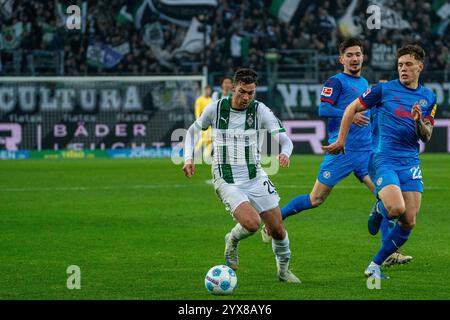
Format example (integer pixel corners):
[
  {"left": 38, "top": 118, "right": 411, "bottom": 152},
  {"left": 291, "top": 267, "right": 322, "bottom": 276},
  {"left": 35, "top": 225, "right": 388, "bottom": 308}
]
[
  {"left": 321, "top": 87, "right": 333, "bottom": 97},
  {"left": 362, "top": 88, "right": 371, "bottom": 98}
]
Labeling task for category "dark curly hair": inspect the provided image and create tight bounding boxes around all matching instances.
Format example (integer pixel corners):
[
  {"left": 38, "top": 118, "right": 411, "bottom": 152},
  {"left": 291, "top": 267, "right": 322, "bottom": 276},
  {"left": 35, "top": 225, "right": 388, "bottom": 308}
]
[
  {"left": 234, "top": 68, "right": 258, "bottom": 85},
  {"left": 339, "top": 38, "right": 364, "bottom": 54}
]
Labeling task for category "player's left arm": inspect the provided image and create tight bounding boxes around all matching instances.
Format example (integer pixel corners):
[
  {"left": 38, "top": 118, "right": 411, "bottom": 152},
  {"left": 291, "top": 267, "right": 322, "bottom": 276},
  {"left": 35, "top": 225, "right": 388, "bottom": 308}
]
[
  {"left": 412, "top": 101, "right": 437, "bottom": 143},
  {"left": 274, "top": 133, "right": 293, "bottom": 167},
  {"left": 260, "top": 105, "right": 293, "bottom": 167}
]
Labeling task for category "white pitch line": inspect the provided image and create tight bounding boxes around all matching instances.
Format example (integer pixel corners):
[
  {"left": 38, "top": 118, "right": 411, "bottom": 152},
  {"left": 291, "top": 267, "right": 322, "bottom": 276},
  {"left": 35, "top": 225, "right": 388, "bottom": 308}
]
[
  {"left": 0, "top": 184, "right": 205, "bottom": 192},
  {"left": 0, "top": 183, "right": 447, "bottom": 192}
]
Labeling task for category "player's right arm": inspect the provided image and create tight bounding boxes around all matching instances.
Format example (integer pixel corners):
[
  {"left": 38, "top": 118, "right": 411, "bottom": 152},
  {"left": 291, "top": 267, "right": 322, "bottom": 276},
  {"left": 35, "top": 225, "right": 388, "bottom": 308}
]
[
  {"left": 318, "top": 77, "right": 344, "bottom": 118},
  {"left": 322, "top": 84, "right": 382, "bottom": 154},
  {"left": 183, "top": 103, "right": 216, "bottom": 178}
]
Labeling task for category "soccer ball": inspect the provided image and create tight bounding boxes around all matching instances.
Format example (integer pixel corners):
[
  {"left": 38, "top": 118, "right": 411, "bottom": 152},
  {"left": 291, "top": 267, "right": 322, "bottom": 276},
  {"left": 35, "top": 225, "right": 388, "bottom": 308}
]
[{"left": 204, "top": 265, "right": 237, "bottom": 295}]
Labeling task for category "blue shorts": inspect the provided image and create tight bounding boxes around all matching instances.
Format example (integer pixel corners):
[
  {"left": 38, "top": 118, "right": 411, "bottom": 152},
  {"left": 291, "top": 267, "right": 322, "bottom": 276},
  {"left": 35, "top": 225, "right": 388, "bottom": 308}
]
[
  {"left": 369, "top": 154, "right": 424, "bottom": 196},
  {"left": 317, "top": 150, "right": 371, "bottom": 187}
]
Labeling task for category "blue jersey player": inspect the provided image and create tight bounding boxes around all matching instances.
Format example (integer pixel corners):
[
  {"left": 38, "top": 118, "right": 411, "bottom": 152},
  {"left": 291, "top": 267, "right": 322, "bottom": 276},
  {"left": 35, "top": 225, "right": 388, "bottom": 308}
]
[
  {"left": 323, "top": 44, "right": 437, "bottom": 279},
  {"left": 368, "top": 83, "right": 413, "bottom": 267},
  {"left": 261, "top": 38, "right": 376, "bottom": 241}
]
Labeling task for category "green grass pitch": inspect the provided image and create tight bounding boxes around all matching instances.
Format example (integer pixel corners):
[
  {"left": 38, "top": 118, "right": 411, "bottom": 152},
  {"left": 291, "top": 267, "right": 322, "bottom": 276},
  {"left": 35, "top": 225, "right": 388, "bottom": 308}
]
[{"left": 0, "top": 154, "right": 449, "bottom": 300}]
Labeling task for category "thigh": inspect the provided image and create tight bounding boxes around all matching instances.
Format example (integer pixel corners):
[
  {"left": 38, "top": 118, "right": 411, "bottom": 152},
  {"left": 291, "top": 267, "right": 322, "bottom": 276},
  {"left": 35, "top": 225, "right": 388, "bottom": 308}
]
[
  {"left": 246, "top": 177, "right": 281, "bottom": 214},
  {"left": 317, "top": 153, "right": 353, "bottom": 187},
  {"left": 233, "top": 201, "right": 261, "bottom": 230},
  {"left": 398, "top": 191, "right": 422, "bottom": 229},
  {"left": 373, "top": 165, "right": 401, "bottom": 197},
  {"left": 398, "top": 165, "right": 424, "bottom": 193},
  {"left": 213, "top": 178, "right": 249, "bottom": 215}
]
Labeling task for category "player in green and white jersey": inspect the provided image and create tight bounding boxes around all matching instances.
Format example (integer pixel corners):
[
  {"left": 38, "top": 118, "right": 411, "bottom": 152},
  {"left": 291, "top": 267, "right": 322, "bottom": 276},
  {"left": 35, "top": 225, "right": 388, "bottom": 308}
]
[{"left": 183, "top": 68, "right": 300, "bottom": 283}]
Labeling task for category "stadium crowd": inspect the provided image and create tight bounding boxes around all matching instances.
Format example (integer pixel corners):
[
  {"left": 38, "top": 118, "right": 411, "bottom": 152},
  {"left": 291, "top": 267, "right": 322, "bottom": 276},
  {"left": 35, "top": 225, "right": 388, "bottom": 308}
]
[{"left": 0, "top": 0, "right": 449, "bottom": 77}]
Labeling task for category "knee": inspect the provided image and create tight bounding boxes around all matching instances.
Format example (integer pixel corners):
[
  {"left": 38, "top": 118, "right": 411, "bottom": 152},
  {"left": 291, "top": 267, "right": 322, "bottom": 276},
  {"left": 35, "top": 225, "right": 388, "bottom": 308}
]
[
  {"left": 242, "top": 217, "right": 261, "bottom": 233},
  {"left": 311, "top": 195, "right": 325, "bottom": 208},
  {"left": 399, "top": 219, "right": 416, "bottom": 231},
  {"left": 385, "top": 203, "right": 406, "bottom": 217}
]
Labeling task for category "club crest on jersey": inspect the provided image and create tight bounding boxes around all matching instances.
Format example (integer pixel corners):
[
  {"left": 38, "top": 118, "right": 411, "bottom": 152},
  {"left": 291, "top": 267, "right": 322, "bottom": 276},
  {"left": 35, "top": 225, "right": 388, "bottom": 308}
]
[
  {"left": 246, "top": 115, "right": 254, "bottom": 127},
  {"left": 376, "top": 177, "right": 383, "bottom": 186},
  {"left": 321, "top": 87, "right": 333, "bottom": 97},
  {"left": 323, "top": 171, "right": 331, "bottom": 179},
  {"left": 418, "top": 99, "right": 427, "bottom": 107},
  {"left": 362, "top": 88, "right": 371, "bottom": 98}
]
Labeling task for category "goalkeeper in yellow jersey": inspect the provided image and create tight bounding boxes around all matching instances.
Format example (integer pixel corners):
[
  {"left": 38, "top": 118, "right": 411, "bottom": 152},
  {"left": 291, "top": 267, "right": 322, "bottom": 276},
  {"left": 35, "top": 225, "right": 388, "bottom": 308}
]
[{"left": 194, "top": 85, "right": 213, "bottom": 161}]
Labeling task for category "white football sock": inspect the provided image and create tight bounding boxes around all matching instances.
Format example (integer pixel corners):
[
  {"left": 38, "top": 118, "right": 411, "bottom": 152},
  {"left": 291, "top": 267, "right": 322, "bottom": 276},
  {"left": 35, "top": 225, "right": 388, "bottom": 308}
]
[
  {"left": 272, "top": 231, "right": 291, "bottom": 263},
  {"left": 229, "top": 223, "right": 254, "bottom": 242}
]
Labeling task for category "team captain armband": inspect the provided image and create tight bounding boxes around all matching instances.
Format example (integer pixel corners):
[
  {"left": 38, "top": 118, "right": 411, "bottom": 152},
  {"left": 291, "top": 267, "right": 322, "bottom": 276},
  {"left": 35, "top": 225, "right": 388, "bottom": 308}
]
[{"left": 424, "top": 103, "right": 437, "bottom": 125}]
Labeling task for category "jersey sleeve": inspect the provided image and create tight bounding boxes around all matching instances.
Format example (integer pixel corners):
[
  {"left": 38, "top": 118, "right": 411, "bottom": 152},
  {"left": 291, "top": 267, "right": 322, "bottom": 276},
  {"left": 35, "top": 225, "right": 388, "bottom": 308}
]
[
  {"left": 259, "top": 104, "right": 285, "bottom": 134},
  {"left": 195, "top": 102, "right": 215, "bottom": 130},
  {"left": 423, "top": 96, "right": 437, "bottom": 125},
  {"left": 318, "top": 101, "right": 345, "bottom": 118},
  {"left": 358, "top": 83, "right": 383, "bottom": 109},
  {"left": 320, "top": 76, "right": 343, "bottom": 105}
]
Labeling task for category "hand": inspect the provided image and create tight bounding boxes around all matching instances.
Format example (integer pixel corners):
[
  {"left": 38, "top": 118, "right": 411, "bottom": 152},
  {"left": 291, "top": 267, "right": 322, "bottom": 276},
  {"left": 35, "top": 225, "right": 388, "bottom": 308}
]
[
  {"left": 321, "top": 140, "right": 345, "bottom": 155},
  {"left": 277, "top": 153, "right": 290, "bottom": 168},
  {"left": 411, "top": 103, "right": 422, "bottom": 121},
  {"left": 183, "top": 159, "right": 195, "bottom": 178},
  {"left": 353, "top": 111, "right": 370, "bottom": 127}
]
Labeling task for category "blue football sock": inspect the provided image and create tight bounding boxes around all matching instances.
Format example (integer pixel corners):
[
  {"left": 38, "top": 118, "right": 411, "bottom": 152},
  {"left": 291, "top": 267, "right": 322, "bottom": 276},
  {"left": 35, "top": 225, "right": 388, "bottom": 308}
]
[
  {"left": 373, "top": 223, "right": 411, "bottom": 265},
  {"left": 281, "top": 194, "right": 313, "bottom": 220},
  {"left": 380, "top": 217, "right": 395, "bottom": 243}
]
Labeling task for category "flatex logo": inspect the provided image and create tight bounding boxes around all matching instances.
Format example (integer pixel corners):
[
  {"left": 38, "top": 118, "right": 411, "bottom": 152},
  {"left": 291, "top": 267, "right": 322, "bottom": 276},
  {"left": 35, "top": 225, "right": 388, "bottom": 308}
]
[{"left": 395, "top": 106, "right": 413, "bottom": 119}]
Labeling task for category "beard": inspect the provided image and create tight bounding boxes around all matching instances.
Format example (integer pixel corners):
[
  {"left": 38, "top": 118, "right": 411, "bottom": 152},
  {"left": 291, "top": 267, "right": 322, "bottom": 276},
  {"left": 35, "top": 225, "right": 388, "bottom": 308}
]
[{"left": 348, "top": 65, "right": 361, "bottom": 75}]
